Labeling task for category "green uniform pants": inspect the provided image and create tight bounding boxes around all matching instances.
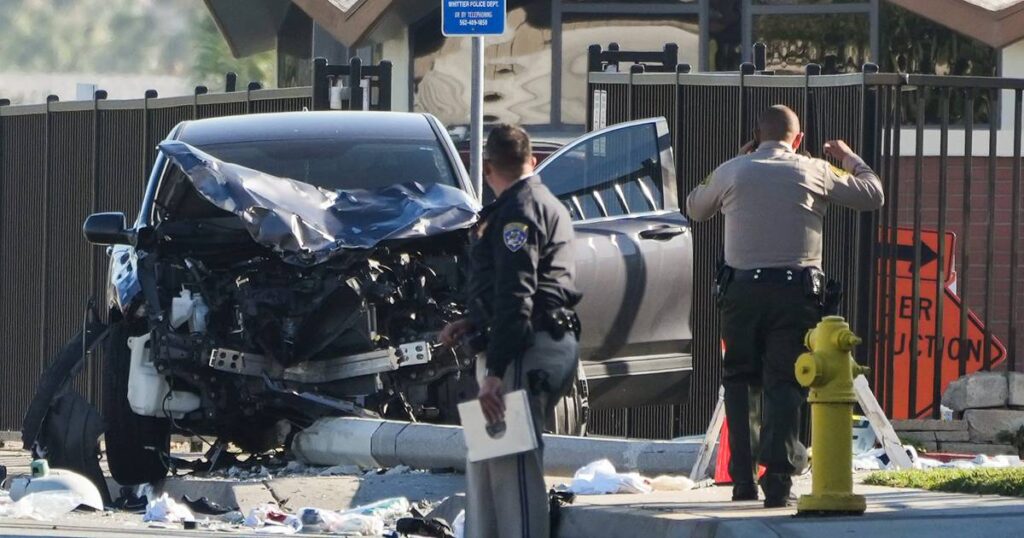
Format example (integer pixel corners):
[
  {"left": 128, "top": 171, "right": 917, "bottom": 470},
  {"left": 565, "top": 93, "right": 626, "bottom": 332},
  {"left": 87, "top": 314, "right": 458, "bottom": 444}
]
[{"left": 720, "top": 280, "right": 818, "bottom": 485}]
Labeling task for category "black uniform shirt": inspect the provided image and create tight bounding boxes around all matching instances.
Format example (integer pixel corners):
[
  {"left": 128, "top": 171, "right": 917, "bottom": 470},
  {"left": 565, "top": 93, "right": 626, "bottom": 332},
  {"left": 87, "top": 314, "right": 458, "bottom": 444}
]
[{"left": 466, "top": 175, "right": 581, "bottom": 378}]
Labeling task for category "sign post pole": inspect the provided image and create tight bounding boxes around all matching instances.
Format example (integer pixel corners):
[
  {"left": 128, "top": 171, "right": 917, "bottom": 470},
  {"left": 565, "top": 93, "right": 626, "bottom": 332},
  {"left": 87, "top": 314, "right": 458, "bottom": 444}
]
[
  {"left": 441, "top": 0, "right": 506, "bottom": 203},
  {"left": 471, "top": 35, "right": 484, "bottom": 201}
]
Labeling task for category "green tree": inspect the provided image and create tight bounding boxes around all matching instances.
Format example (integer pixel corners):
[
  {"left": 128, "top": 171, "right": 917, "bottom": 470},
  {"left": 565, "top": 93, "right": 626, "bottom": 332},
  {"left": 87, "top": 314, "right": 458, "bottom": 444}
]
[
  {"left": 0, "top": 0, "right": 276, "bottom": 101},
  {"left": 190, "top": 10, "right": 276, "bottom": 89}
]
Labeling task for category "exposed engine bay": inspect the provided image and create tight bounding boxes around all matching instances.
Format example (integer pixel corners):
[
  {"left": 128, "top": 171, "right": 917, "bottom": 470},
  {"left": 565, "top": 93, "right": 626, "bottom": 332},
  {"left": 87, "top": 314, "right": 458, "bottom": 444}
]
[
  {"left": 105, "top": 141, "right": 486, "bottom": 451},
  {"left": 128, "top": 227, "right": 475, "bottom": 442}
]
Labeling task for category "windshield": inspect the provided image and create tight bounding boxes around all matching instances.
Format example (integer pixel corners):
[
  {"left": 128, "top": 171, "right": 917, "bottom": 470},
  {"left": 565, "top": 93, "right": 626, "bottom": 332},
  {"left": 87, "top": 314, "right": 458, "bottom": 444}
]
[{"left": 197, "top": 137, "right": 459, "bottom": 190}]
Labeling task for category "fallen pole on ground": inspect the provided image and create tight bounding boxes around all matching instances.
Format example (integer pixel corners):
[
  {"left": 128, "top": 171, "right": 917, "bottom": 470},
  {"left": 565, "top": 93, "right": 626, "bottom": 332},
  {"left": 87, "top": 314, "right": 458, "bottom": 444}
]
[{"left": 291, "top": 418, "right": 703, "bottom": 476}]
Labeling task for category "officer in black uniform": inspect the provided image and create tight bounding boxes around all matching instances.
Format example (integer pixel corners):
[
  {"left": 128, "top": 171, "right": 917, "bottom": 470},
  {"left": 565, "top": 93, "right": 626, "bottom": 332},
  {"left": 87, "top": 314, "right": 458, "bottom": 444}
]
[{"left": 441, "top": 124, "right": 581, "bottom": 538}]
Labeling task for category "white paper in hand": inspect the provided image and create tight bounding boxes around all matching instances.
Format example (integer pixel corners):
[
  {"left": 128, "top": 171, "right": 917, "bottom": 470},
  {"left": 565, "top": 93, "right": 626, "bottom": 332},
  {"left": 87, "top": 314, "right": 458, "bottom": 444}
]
[{"left": 458, "top": 389, "right": 538, "bottom": 462}]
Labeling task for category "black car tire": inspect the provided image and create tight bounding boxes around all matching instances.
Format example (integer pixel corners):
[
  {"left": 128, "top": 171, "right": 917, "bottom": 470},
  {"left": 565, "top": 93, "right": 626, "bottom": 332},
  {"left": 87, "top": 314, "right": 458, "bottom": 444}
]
[
  {"left": 103, "top": 321, "right": 171, "bottom": 485},
  {"left": 546, "top": 371, "right": 589, "bottom": 437}
]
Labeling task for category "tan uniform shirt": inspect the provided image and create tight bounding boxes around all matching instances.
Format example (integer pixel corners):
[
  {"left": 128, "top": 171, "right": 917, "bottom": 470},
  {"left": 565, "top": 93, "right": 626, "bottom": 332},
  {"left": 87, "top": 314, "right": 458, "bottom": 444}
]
[{"left": 685, "top": 141, "right": 884, "bottom": 270}]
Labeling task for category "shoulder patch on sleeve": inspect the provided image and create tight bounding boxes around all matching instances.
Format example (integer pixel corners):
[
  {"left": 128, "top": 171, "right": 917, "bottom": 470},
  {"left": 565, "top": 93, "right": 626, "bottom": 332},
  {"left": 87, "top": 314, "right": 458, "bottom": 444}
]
[
  {"left": 701, "top": 173, "right": 714, "bottom": 186},
  {"left": 502, "top": 222, "right": 529, "bottom": 252},
  {"left": 829, "top": 163, "right": 849, "bottom": 177}
]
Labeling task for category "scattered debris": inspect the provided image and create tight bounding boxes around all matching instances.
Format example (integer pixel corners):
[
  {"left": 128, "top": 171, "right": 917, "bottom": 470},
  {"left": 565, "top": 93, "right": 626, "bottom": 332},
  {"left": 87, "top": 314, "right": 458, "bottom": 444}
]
[
  {"left": 650, "top": 475, "right": 696, "bottom": 491},
  {"left": 112, "top": 486, "right": 148, "bottom": 512},
  {"left": 9, "top": 464, "right": 104, "bottom": 511},
  {"left": 143, "top": 493, "right": 195, "bottom": 524},
  {"left": 395, "top": 515, "right": 455, "bottom": 538},
  {"left": 244, "top": 504, "right": 303, "bottom": 534},
  {"left": 343, "top": 496, "right": 411, "bottom": 521},
  {"left": 569, "top": 460, "right": 653, "bottom": 495},
  {"left": 182, "top": 494, "right": 238, "bottom": 516},
  {"left": 0, "top": 490, "right": 83, "bottom": 520},
  {"left": 299, "top": 507, "right": 384, "bottom": 535}
]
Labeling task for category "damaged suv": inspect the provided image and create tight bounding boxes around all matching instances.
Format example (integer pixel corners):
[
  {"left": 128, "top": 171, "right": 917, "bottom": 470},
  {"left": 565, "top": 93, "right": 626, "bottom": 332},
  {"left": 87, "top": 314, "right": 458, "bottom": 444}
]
[{"left": 23, "top": 112, "right": 693, "bottom": 488}]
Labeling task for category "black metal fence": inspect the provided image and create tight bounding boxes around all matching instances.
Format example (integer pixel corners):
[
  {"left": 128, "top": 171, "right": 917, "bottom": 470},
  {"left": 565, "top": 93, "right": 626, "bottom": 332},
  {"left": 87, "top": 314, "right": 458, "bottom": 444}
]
[
  {"left": 585, "top": 45, "right": 1023, "bottom": 438},
  {"left": 0, "top": 60, "right": 393, "bottom": 431}
]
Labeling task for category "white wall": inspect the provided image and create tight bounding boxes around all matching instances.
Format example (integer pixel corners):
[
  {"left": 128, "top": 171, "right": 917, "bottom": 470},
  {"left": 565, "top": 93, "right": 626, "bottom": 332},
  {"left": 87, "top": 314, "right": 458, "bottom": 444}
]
[
  {"left": 372, "top": 12, "right": 411, "bottom": 112},
  {"left": 898, "top": 39, "right": 1024, "bottom": 157}
]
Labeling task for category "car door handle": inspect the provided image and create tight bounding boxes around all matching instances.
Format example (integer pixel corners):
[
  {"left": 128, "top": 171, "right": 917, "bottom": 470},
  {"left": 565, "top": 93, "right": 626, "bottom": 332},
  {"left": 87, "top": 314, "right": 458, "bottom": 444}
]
[{"left": 639, "top": 225, "right": 689, "bottom": 241}]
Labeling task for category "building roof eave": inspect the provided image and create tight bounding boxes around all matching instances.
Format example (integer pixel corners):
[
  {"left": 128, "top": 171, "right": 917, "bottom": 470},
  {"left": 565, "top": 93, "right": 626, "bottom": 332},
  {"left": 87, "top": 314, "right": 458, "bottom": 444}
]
[
  {"left": 203, "top": 0, "right": 294, "bottom": 57},
  {"left": 290, "top": 0, "right": 432, "bottom": 48},
  {"left": 887, "top": 0, "right": 1024, "bottom": 49}
]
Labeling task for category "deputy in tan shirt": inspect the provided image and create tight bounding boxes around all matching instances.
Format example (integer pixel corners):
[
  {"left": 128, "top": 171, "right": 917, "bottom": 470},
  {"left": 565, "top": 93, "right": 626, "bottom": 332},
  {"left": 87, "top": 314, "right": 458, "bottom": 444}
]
[{"left": 686, "top": 105, "right": 883, "bottom": 509}]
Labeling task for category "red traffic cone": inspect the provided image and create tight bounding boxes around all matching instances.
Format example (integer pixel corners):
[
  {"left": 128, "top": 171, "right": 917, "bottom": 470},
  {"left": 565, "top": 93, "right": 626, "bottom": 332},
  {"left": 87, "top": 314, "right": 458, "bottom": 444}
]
[{"left": 714, "top": 417, "right": 767, "bottom": 484}]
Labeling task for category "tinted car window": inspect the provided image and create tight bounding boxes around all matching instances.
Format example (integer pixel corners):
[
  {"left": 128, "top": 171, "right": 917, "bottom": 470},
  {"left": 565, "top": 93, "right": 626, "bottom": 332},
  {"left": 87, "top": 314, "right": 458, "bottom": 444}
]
[
  {"left": 538, "top": 123, "right": 663, "bottom": 220},
  {"left": 199, "top": 138, "right": 458, "bottom": 190}
]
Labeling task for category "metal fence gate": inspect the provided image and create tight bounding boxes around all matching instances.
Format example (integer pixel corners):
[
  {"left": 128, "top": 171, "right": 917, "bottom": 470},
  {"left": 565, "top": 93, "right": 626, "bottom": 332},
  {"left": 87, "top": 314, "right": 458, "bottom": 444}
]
[
  {"left": 585, "top": 46, "right": 1023, "bottom": 438},
  {"left": 0, "top": 61, "right": 393, "bottom": 431}
]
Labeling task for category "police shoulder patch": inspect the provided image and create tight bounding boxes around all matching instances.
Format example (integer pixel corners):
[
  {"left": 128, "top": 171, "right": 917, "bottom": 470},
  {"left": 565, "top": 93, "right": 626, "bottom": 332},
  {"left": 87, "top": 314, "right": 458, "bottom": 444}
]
[
  {"left": 503, "top": 222, "right": 529, "bottom": 252},
  {"left": 829, "top": 163, "right": 849, "bottom": 177}
]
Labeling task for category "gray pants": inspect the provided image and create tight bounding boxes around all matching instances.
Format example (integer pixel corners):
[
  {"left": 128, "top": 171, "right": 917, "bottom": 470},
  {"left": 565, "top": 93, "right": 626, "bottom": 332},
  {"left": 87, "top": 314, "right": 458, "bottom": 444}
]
[{"left": 465, "top": 331, "right": 579, "bottom": 538}]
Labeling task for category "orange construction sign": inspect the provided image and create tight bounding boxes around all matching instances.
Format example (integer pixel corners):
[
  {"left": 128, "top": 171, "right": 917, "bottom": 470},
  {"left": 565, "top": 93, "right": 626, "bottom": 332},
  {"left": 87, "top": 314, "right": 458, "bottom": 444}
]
[
  {"left": 880, "top": 228, "right": 1007, "bottom": 419},
  {"left": 891, "top": 228, "right": 955, "bottom": 283}
]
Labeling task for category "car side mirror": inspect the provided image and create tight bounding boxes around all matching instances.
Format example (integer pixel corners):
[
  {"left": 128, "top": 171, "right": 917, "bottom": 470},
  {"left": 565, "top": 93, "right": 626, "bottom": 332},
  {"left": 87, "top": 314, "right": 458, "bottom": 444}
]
[{"left": 83, "top": 212, "right": 134, "bottom": 246}]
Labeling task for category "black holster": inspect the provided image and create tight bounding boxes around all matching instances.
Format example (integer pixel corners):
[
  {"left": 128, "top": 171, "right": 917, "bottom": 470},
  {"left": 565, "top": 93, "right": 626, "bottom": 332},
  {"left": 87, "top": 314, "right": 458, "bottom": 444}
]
[
  {"left": 714, "top": 262, "right": 735, "bottom": 306},
  {"left": 822, "top": 279, "right": 843, "bottom": 315},
  {"left": 801, "top": 267, "right": 843, "bottom": 314},
  {"left": 534, "top": 308, "right": 581, "bottom": 340}
]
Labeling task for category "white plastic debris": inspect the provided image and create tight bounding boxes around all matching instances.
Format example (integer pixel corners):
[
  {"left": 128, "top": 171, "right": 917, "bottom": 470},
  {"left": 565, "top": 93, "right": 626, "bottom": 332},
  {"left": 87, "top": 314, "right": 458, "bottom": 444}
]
[
  {"left": 453, "top": 510, "right": 465, "bottom": 538},
  {"left": 569, "top": 460, "right": 653, "bottom": 495},
  {"left": 244, "top": 504, "right": 302, "bottom": 534},
  {"left": 0, "top": 490, "right": 83, "bottom": 520},
  {"left": 342, "top": 497, "right": 411, "bottom": 521},
  {"left": 143, "top": 493, "right": 195, "bottom": 523},
  {"left": 299, "top": 507, "right": 384, "bottom": 535},
  {"left": 9, "top": 467, "right": 104, "bottom": 511},
  {"left": 650, "top": 475, "right": 695, "bottom": 492}
]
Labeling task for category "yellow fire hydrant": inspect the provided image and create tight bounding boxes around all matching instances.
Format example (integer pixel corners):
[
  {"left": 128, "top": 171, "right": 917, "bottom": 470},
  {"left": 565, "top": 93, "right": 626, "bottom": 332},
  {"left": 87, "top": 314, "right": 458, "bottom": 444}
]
[{"left": 794, "top": 316, "right": 870, "bottom": 516}]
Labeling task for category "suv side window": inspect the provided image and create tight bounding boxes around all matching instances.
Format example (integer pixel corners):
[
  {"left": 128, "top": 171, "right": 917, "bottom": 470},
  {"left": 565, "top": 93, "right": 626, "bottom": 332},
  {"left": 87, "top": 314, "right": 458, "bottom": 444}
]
[{"left": 537, "top": 122, "right": 664, "bottom": 220}]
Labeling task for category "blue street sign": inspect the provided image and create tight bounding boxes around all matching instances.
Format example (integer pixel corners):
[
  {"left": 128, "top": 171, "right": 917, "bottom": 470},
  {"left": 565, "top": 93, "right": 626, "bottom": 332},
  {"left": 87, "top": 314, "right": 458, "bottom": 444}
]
[{"left": 442, "top": 0, "right": 507, "bottom": 36}]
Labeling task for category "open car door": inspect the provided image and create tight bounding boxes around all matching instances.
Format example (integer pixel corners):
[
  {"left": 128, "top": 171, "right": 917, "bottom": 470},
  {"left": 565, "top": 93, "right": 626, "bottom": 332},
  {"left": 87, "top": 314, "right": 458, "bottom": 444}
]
[{"left": 535, "top": 117, "right": 694, "bottom": 409}]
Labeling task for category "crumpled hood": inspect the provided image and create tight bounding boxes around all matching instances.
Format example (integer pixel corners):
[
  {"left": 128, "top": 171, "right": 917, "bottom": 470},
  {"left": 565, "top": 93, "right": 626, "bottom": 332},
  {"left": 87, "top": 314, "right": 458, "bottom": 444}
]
[{"left": 159, "top": 141, "right": 479, "bottom": 266}]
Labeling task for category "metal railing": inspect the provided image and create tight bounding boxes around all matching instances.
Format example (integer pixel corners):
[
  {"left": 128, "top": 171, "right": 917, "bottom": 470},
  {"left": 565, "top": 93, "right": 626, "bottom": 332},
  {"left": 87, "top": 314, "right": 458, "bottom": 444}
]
[
  {"left": 585, "top": 46, "right": 1023, "bottom": 437},
  {"left": 0, "top": 59, "right": 393, "bottom": 430}
]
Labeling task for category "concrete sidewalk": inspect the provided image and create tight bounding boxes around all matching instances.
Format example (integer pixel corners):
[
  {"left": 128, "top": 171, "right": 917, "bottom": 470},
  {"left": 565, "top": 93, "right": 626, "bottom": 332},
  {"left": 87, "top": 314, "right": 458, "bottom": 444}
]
[
  {"left": 561, "top": 480, "right": 1024, "bottom": 538},
  {"left": 5, "top": 446, "right": 1024, "bottom": 537}
]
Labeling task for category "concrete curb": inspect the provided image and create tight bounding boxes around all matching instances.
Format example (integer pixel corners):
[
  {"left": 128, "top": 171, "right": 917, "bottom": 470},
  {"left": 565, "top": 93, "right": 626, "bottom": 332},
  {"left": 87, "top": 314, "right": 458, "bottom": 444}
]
[{"left": 291, "top": 417, "right": 703, "bottom": 475}]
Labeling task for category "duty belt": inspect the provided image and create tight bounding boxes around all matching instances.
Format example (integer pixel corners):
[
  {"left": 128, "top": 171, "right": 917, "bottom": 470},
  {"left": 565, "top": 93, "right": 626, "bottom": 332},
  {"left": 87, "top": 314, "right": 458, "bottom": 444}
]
[
  {"left": 731, "top": 267, "right": 806, "bottom": 284},
  {"left": 533, "top": 308, "right": 581, "bottom": 340}
]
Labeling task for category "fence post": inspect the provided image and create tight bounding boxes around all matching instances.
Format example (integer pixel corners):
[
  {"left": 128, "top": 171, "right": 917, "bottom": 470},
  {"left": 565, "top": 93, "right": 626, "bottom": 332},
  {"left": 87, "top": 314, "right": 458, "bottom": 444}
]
[
  {"left": 349, "top": 57, "right": 364, "bottom": 111},
  {"left": 192, "top": 86, "right": 208, "bottom": 119},
  {"left": 739, "top": 62, "right": 754, "bottom": 147},
  {"left": 38, "top": 95, "right": 58, "bottom": 370},
  {"left": 0, "top": 98, "right": 6, "bottom": 320},
  {"left": 225, "top": 72, "right": 237, "bottom": 93},
  {"left": 378, "top": 60, "right": 393, "bottom": 111},
  {"left": 663, "top": 43, "right": 679, "bottom": 71},
  {"left": 1010, "top": 89, "right": 1023, "bottom": 372},
  {"left": 89, "top": 90, "right": 107, "bottom": 324},
  {"left": 586, "top": 45, "right": 602, "bottom": 131},
  {"left": 628, "top": 64, "right": 643, "bottom": 121},
  {"left": 312, "top": 58, "right": 328, "bottom": 110},
  {"left": 143, "top": 90, "right": 157, "bottom": 177},
  {"left": 246, "top": 82, "right": 262, "bottom": 114},
  {"left": 857, "top": 63, "right": 880, "bottom": 377},
  {"left": 753, "top": 42, "right": 767, "bottom": 72}
]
